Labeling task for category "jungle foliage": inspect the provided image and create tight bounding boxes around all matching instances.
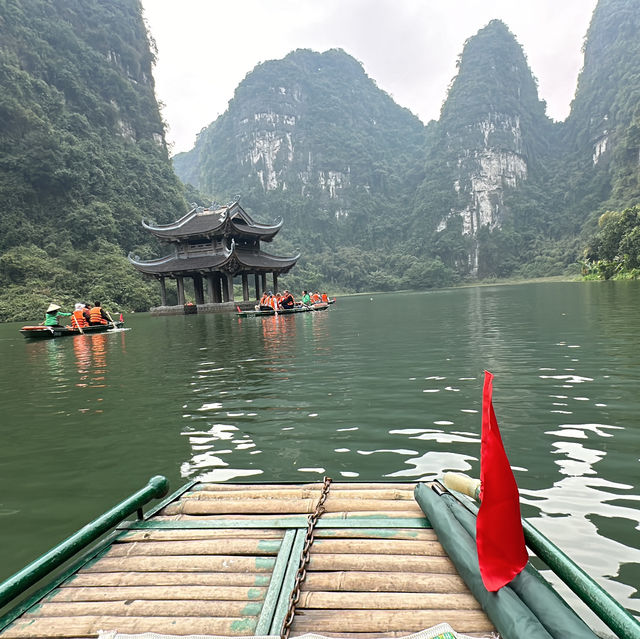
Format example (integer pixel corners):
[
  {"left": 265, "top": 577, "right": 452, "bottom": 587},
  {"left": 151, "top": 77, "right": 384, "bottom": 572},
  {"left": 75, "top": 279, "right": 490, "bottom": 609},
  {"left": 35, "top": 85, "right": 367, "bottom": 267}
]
[
  {"left": 0, "top": 0, "right": 187, "bottom": 321},
  {"left": 581, "top": 205, "right": 640, "bottom": 278}
]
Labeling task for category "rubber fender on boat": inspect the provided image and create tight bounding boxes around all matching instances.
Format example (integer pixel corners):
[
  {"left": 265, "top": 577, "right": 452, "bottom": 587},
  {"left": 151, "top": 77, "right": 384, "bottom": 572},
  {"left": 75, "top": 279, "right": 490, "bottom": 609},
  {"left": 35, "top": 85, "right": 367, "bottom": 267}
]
[
  {"left": 438, "top": 489, "right": 599, "bottom": 639},
  {"left": 415, "top": 483, "right": 555, "bottom": 639}
]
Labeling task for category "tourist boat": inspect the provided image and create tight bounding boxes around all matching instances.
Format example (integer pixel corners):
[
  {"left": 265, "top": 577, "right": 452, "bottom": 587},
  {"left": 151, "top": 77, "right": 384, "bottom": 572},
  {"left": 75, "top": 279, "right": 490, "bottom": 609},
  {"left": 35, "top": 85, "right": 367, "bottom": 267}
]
[
  {"left": 0, "top": 474, "right": 637, "bottom": 639},
  {"left": 19, "top": 321, "right": 124, "bottom": 339},
  {"left": 237, "top": 302, "right": 330, "bottom": 317}
]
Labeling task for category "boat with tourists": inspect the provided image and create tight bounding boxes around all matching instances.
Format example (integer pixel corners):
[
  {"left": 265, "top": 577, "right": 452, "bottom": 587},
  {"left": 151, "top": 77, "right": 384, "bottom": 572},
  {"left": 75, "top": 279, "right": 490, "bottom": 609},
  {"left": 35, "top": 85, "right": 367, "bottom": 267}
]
[
  {"left": 19, "top": 321, "right": 124, "bottom": 339},
  {"left": 0, "top": 474, "right": 637, "bottom": 639},
  {"left": 237, "top": 302, "right": 330, "bottom": 317}
]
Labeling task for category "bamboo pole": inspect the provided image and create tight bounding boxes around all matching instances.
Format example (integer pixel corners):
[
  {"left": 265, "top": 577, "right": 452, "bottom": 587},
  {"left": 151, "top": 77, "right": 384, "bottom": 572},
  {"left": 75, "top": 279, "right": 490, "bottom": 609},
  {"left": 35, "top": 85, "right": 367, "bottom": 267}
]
[
  {"left": 82, "top": 555, "right": 276, "bottom": 573},
  {"left": 106, "top": 538, "right": 281, "bottom": 557},
  {"left": 289, "top": 609, "right": 493, "bottom": 633},
  {"left": 194, "top": 483, "right": 417, "bottom": 492},
  {"left": 303, "top": 571, "right": 469, "bottom": 593},
  {"left": 182, "top": 489, "right": 416, "bottom": 501},
  {"left": 65, "top": 571, "right": 272, "bottom": 588},
  {"left": 161, "top": 499, "right": 424, "bottom": 515},
  {"left": 49, "top": 584, "right": 268, "bottom": 602},
  {"left": 314, "top": 528, "right": 437, "bottom": 541},
  {"left": 296, "top": 591, "right": 481, "bottom": 610},
  {"left": 119, "top": 529, "right": 284, "bottom": 542},
  {"left": 311, "top": 538, "right": 447, "bottom": 556},
  {"left": 0, "top": 615, "right": 258, "bottom": 637},
  {"left": 307, "top": 553, "right": 456, "bottom": 574},
  {"left": 152, "top": 510, "right": 423, "bottom": 520},
  {"left": 24, "top": 599, "right": 263, "bottom": 618}
]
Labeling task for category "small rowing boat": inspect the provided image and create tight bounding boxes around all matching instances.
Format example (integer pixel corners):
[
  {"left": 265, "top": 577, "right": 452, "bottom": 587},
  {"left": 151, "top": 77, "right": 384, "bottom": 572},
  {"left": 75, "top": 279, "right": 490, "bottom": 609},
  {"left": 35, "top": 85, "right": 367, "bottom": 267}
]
[
  {"left": 0, "top": 476, "right": 637, "bottom": 639},
  {"left": 19, "top": 321, "right": 124, "bottom": 339},
  {"left": 237, "top": 303, "right": 329, "bottom": 317}
]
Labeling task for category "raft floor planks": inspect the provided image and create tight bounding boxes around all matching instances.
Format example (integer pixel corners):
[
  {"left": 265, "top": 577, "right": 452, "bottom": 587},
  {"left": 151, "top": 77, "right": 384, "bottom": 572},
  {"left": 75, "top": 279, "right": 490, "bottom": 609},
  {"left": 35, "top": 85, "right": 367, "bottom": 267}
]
[{"left": 0, "top": 482, "right": 494, "bottom": 638}]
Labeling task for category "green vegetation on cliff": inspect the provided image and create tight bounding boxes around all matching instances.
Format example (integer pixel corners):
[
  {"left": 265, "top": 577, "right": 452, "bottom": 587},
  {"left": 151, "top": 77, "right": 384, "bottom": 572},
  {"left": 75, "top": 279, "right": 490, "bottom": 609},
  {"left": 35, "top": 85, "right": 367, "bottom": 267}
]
[{"left": 0, "top": 0, "right": 187, "bottom": 321}]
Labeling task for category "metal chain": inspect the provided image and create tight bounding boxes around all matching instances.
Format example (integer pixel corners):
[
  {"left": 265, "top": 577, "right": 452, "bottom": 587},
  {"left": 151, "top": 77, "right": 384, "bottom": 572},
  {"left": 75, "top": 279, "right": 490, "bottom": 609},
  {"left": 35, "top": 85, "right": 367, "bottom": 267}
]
[{"left": 281, "top": 476, "right": 332, "bottom": 639}]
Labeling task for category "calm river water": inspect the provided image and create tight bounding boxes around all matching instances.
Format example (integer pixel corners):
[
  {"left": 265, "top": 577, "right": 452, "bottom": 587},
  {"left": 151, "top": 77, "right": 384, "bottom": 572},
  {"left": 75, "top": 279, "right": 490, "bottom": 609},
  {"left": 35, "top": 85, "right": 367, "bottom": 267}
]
[{"left": 0, "top": 282, "right": 638, "bottom": 626}]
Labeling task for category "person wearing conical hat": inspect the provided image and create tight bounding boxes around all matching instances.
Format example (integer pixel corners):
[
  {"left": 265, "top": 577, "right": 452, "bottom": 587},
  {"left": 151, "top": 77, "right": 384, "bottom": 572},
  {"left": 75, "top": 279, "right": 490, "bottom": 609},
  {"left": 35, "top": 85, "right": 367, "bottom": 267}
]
[{"left": 43, "top": 303, "right": 71, "bottom": 327}]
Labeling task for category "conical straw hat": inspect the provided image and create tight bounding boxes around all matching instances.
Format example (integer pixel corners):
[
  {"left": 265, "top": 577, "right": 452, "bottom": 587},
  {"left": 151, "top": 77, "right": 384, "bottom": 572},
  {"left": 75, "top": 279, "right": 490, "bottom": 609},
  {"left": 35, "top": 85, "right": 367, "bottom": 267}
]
[{"left": 46, "top": 303, "right": 61, "bottom": 313}]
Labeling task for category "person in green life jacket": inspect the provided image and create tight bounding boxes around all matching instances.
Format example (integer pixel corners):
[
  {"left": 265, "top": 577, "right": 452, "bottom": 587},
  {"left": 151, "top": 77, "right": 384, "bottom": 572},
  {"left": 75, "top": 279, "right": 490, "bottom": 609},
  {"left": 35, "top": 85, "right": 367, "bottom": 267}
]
[
  {"left": 301, "top": 290, "right": 311, "bottom": 306},
  {"left": 43, "top": 303, "right": 71, "bottom": 326}
]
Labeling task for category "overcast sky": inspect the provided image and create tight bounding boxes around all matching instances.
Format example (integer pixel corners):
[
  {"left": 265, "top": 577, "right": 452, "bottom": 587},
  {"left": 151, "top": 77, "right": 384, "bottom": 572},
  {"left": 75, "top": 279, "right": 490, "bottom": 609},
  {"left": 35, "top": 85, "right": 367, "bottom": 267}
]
[{"left": 140, "top": 0, "right": 598, "bottom": 155}]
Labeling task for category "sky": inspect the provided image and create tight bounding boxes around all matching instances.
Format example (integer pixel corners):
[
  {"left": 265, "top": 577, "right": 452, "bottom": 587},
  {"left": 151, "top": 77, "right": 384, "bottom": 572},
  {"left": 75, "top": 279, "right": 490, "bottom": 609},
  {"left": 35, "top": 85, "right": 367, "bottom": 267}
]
[{"left": 140, "top": 0, "right": 599, "bottom": 155}]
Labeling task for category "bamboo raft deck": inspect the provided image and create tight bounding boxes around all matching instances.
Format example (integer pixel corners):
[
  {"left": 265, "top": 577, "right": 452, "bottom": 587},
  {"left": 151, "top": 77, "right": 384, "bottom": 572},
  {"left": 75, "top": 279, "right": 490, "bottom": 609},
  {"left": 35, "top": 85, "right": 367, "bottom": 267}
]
[{"left": 0, "top": 481, "right": 495, "bottom": 638}]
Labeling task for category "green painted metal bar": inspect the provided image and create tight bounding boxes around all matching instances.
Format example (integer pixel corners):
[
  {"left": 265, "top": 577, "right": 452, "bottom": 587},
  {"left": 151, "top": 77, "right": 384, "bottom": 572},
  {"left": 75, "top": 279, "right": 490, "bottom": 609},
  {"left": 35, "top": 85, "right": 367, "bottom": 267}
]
[
  {"left": 0, "top": 529, "right": 121, "bottom": 630},
  {"left": 269, "top": 528, "right": 306, "bottom": 635},
  {"left": 122, "top": 516, "right": 430, "bottom": 530},
  {"left": 443, "top": 475, "right": 640, "bottom": 639},
  {"left": 0, "top": 475, "right": 168, "bottom": 611},
  {"left": 255, "top": 529, "right": 296, "bottom": 635},
  {"left": 522, "top": 519, "right": 640, "bottom": 639},
  {"left": 135, "top": 479, "right": 196, "bottom": 520}
]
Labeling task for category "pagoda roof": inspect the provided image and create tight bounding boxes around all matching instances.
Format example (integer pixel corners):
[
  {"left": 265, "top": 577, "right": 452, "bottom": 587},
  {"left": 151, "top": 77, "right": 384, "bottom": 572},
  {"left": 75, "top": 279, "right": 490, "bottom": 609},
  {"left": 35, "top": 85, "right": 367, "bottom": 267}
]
[
  {"left": 128, "top": 241, "right": 299, "bottom": 276},
  {"left": 142, "top": 201, "right": 282, "bottom": 241}
]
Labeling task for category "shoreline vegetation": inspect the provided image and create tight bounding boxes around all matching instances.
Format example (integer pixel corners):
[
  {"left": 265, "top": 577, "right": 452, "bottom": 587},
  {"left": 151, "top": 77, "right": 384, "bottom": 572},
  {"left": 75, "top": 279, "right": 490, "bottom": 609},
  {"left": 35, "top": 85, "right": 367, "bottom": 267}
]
[{"left": 6, "top": 273, "right": 630, "bottom": 326}]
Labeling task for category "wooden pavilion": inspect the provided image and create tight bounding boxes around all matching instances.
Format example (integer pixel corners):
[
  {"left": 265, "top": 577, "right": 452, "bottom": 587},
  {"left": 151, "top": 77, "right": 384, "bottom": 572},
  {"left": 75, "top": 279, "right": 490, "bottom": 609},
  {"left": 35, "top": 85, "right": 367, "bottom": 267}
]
[{"left": 129, "top": 201, "right": 299, "bottom": 313}]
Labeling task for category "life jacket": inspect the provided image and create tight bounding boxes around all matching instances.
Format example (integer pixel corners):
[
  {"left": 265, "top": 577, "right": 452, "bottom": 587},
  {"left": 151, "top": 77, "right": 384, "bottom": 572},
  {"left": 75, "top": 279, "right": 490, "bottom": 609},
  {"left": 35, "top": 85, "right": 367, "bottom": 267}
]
[
  {"left": 89, "top": 306, "right": 107, "bottom": 325},
  {"left": 321, "top": 293, "right": 328, "bottom": 303},
  {"left": 268, "top": 295, "right": 278, "bottom": 310},
  {"left": 311, "top": 293, "right": 321, "bottom": 303},
  {"left": 260, "top": 294, "right": 268, "bottom": 306},
  {"left": 72, "top": 310, "right": 88, "bottom": 328}
]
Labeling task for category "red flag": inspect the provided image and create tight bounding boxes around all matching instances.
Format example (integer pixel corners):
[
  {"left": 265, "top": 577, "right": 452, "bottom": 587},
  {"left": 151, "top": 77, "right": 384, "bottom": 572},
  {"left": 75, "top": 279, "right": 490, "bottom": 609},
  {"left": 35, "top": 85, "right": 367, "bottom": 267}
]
[{"left": 476, "top": 370, "right": 528, "bottom": 591}]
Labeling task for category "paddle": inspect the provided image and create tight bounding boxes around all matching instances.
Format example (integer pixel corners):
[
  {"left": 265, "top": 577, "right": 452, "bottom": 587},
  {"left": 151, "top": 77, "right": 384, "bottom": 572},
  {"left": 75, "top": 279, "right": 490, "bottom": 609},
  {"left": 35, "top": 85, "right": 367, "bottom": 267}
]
[
  {"left": 72, "top": 315, "right": 84, "bottom": 335},
  {"left": 104, "top": 308, "right": 116, "bottom": 328}
]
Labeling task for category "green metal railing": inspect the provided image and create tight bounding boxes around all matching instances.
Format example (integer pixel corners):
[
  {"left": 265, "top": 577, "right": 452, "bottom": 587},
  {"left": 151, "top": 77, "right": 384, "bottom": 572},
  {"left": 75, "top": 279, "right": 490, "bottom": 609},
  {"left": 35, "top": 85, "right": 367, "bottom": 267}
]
[
  {"left": 0, "top": 475, "right": 168, "bottom": 611},
  {"left": 442, "top": 472, "right": 640, "bottom": 639}
]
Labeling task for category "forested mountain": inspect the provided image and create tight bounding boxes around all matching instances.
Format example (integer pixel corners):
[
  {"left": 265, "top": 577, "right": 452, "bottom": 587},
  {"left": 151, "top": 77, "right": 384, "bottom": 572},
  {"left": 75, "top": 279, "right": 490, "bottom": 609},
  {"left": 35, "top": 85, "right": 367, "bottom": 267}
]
[
  {"left": 0, "top": 0, "right": 187, "bottom": 321},
  {"left": 174, "top": 48, "right": 430, "bottom": 292},
  {"left": 175, "top": 0, "right": 640, "bottom": 291},
  {"left": 1, "top": 0, "right": 639, "bottom": 321}
]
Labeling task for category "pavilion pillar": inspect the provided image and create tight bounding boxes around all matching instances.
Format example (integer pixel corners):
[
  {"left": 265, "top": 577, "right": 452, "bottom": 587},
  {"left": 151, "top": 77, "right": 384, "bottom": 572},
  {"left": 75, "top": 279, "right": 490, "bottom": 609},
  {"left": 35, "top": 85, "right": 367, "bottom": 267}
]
[
  {"left": 261, "top": 273, "right": 267, "bottom": 294},
  {"left": 223, "top": 272, "right": 234, "bottom": 302},
  {"left": 273, "top": 272, "right": 279, "bottom": 294},
  {"left": 242, "top": 274, "right": 249, "bottom": 301},
  {"left": 176, "top": 275, "right": 185, "bottom": 306},
  {"left": 254, "top": 274, "right": 261, "bottom": 300},
  {"left": 193, "top": 274, "right": 205, "bottom": 305},
  {"left": 206, "top": 273, "right": 216, "bottom": 304},
  {"left": 159, "top": 276, "right": 167, "bottom": 306},
  {"left": 214, "top": 274, "right": 223, "bottom": 303}
]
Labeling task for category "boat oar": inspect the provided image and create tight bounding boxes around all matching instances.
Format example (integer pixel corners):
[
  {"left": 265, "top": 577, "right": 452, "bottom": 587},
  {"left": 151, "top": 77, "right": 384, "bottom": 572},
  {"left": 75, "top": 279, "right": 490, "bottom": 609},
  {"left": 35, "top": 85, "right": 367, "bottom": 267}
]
[
  {"left": 104, "top": 309, "right": 116, "bottom": 328},
  {"left": 443, "top": 472, "right": 640, "bottom": 639},
  {"left": 72, "top": 316, "right": 84, "bottom": 335}
]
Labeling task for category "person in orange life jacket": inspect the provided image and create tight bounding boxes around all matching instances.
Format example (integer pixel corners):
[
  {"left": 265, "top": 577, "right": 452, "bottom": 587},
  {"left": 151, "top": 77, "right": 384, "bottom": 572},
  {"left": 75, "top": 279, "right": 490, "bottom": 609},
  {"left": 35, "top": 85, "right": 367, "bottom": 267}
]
[
  {"left": 83, "top": 303, "right": 92, "bottom": 324},
  {"left": 275, "top": 292, "right": 283, "bottom": 308},
  {"left": 321, "top": 292, "right": 329, "bottom": 303},
  {"left": 89, "top": 301, "right": 109, "bottom": 325},
  {"left": 268, "top": 293, "right": 278, "bottom": 311},
  {"left": 310, "top": 291, "right": 321, "bottom": 304},
  {"left": 281, "top": 290, "right": 295, "bottom": 309},
  {"left": 71, "top": 303, "right": 89, "bottom": 328},
  {"left": 43, "top": 303, "right": 71, "bottom": 326},
  {"left": 259, "top": 292, "right": 271, "bottom": 311}
]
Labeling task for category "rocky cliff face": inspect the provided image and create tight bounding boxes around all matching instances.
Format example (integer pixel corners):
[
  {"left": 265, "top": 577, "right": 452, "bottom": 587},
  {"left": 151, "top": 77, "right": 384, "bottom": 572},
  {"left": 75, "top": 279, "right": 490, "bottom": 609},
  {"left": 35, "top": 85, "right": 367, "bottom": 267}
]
[
  {"left": 173, "top": 48, "right": 426, "bottom": 233},
  {"left": 563, "top": 0, "right": 640, "bottom": 209},
  {"left": 421, "top": 20, "right": 552, "bottom": 274}
]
